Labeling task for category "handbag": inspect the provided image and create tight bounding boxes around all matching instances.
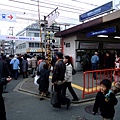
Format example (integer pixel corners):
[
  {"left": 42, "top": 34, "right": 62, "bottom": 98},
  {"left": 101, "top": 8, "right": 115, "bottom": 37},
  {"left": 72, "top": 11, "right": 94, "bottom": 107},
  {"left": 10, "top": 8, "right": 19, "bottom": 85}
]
[
  {"left": 34, "top": 75, "right": 40, "bottom": 86},
  {"left": 72, "top": 68, "right": 76, "bottom": 75},
  {"left": 50, "top": 86, "right": 58, "bottom": 105}
]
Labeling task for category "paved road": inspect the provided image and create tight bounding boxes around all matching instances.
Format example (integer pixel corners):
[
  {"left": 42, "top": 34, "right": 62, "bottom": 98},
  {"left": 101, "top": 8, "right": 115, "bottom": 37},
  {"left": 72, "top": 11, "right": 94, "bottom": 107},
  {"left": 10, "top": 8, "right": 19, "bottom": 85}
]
[{"left": 3, "top": 76, "right": 120, "bottom": 120}]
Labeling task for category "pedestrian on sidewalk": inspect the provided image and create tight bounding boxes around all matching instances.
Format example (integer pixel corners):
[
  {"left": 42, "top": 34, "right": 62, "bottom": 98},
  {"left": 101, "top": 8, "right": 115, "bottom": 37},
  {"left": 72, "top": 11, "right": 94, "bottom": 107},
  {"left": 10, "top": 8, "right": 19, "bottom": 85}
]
[
  {"left": 37, "top": 63, "right": 50, "bottom": 100},
  {"left": 30, "top": 54, "right": 37, "bottom": 78},
  {"left": 91, "top": 52, "right": 99, "bottom": 80},
  {"left": 10, "top": 55, "right": 20, "bottom": 80},
  {"left": 21, "top": 56, "right": 28, "bottom": 78},
  {"left": 93, "top": 79, "right": 118, "bottom": 120},
  {"left": 62, "top": 55, "right": 79, "bottom": 102},
  {"left": 0, "top": 54, "right": 12, "bottom": 120},
  {"left": 51, "top": 52, "right": 70, "bottom": 109}
]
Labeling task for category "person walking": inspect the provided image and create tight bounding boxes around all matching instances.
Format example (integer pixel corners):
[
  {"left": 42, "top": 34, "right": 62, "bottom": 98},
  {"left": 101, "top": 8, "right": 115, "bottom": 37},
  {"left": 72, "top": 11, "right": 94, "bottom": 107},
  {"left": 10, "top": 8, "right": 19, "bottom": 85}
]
[
  {"left": 21, "top": 56, "right": 28, "bottom": 78},
  {"left": 81, "top": 53, "right": 89, "bottom": 72},
  {"left": 37, "top": 63, "right": 50, "bottom": 100},
  {"left": 93, "top": 79, "right": 118, "bottom": 120},
  {"left": 62, "top": 55, "right": 79, "bottom": 102},
  {"left": 52, "top": 52, "right": 70, "bottom": 109},
  {"left": 10, "top": 55, "right": 20, "bottom": 80},
  {"left": 91, "top": 52, "right": 99, "bottom": 80},
  {"left": 2, "top": 55, "right": 11, "bottom": 93},
  {"left": 0, "top": 55, "right": 12, "bottom": 120},
  {"left": 30, "top": 54, "right": 37, "bottom": 78}
]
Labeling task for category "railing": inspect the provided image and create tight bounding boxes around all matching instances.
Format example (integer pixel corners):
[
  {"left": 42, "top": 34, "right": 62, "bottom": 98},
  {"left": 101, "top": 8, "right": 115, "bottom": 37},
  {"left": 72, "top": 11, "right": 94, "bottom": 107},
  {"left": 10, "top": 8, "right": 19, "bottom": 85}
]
[{"left": 82, "top": 68, "right": 120, "bottom": 98}]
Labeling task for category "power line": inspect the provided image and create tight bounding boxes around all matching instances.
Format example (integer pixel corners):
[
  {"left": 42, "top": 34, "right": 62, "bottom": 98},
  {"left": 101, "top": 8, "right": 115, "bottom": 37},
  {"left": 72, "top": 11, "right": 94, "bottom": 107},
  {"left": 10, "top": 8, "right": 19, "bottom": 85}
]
[
  {"left": 28, "top": 0, "right": 89, "bottom": 12},
  {"left": 8, "top": 0, "right": 86, "bottom": 14},
  {"left": 72, "top": 0, "right": 98, "bottom": 7},
  {"left": 30, "top": 0, "right": 93, "bottom": 10},
  {"left": 0, "top": 5, "right": 79, "bottom": 21}
]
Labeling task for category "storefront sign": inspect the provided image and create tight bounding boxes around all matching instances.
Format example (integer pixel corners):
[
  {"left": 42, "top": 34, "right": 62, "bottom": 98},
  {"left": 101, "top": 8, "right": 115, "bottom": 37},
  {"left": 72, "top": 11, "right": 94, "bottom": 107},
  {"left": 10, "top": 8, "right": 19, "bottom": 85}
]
[
  {"left": 80, "top": 42, "right": 99, "bottom": 49},
  {"left": 79, "top": 1, "right": 113, "bottom": 21},
  {"left": 86, "top": 26, "right": 116, "bottom": 37},
  {"left": 103, "top": 43, "right": 120, "bottom": 49}
]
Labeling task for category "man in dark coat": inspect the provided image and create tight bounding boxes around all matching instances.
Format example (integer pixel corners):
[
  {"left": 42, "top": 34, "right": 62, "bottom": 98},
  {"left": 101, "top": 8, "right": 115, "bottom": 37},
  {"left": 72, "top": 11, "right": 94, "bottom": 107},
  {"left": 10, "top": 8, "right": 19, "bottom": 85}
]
[
  {"left": 52, "top": 52, "right": 70, "bottom": 109},
  {"left": 0, "top": 55, "right": 12, "bottom": 120}
]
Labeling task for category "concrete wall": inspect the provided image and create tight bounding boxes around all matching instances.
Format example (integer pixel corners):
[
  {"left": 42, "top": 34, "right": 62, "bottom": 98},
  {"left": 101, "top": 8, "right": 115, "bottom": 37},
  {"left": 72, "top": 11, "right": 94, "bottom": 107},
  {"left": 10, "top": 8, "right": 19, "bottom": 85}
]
[{"left": 63, "top": 35, "right": 77, "bottom": 68}]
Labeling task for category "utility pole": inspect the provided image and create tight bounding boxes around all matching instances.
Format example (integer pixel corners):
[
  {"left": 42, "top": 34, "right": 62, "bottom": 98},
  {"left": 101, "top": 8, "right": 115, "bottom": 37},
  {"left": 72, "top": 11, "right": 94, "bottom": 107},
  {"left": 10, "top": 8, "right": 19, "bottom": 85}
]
[
  {"left": 9, "top": 27, "right": 14, "bottom": 55},
  {"left": 37, "top": 0, "right": 43, "bottom": 55}
]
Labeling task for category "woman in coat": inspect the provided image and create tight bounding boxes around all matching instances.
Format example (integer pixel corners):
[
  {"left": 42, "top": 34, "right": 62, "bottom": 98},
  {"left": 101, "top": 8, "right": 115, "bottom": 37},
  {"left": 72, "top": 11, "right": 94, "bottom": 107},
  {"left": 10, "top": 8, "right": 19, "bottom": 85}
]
[
  {"left": 37, "top": 63, "right": 50, "bottom": 100},
  {"left": 21, "top": 56, "right": 28, "bottom": 78},
  {"left": 62, "top": 55, "right": 79, "bottom": 102}
]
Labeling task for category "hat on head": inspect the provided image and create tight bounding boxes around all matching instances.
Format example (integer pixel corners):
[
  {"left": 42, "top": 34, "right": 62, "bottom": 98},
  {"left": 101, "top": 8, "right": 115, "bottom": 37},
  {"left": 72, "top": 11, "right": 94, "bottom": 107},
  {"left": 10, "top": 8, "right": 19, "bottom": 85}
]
[
  {"left": 14, "top": 55, "right": 17, "bottom": 58},
  {"left": 56, "top": 52, "right": 63, "bottom": 59},
  {"left": 6, "top": 55, "right": 9, "bottom": 57},
  {"left": 95, "top": 52, "right": 98, "bottom": 55}
]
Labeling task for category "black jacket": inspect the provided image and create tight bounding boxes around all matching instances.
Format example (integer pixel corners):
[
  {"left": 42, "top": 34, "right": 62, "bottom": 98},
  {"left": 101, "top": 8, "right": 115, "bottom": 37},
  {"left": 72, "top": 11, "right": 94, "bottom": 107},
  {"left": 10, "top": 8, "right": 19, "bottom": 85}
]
[
  {"left": 0, "top": 60, "right": 10, "bottom": 78},
  {"left": 38, "top": 68, "right": 50, "bottom": 92},
  {"left": 93, "top": 91, "right": 118, "bottom": 118},
  {"left": 0, "top": 78, "right": 8, "bottom": 94},
  {"left": 0, "top": 60, "right": 10, "bottom": 94},
  {"left": 52, "top": 59, "right": 66, "bottom": 83}
]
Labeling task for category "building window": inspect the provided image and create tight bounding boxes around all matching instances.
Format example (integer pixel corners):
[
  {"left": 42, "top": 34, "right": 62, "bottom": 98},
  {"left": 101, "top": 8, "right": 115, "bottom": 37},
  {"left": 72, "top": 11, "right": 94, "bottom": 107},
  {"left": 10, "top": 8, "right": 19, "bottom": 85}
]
[
  {"left": 35, "top": 43, "right": 40, "bottom": 48},
  {"left": 29, "top": 42, "right": 34, "bottom": 47},
  {"left": 34, "top": 33, "right": 39, "bottom": 37},
  {"left": 19, "top": 45, "right": 22, "bottom": 49},
  {"left": 66, "top": 43, "right": 70, "bottom": 47},
  {"left": 23, "top": 43, "right": 26, "bottom": 48}
]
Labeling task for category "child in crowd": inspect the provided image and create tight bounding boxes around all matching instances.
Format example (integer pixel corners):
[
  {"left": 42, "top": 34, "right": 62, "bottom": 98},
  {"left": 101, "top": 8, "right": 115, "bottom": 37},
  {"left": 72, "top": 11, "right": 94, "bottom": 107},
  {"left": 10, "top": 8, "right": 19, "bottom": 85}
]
[{"left": 93, "top": 79, "right": 118, "bottom": 120}]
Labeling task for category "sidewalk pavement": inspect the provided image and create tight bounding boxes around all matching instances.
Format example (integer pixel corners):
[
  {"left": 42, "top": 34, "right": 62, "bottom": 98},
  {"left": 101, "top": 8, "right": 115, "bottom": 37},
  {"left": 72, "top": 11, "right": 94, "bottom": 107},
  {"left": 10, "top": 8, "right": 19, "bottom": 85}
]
[{"left": 17, "top": 71, "right": 96, "bottom": 103}]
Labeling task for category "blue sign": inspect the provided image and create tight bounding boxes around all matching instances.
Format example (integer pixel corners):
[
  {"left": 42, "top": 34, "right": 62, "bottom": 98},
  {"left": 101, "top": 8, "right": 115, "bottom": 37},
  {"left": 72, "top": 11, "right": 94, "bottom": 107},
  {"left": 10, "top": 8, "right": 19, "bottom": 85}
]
[
  {"left": 86, "top": 26, "right": 116, "bottom": 37},
  {"left": 79, "top": 1, "right": 113, "bottom": 21},
  {"left": 19, "top": 37, "right": 30, "bottom": 40},
  {"left": 2, "top": 14, "right": 6, "bottom": 19}
]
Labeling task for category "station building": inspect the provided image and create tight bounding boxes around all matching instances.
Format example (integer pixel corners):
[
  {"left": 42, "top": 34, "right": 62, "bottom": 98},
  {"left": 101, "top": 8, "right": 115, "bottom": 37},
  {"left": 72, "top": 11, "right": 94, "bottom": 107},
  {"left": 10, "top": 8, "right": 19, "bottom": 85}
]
[{"left": 55, "top": 6, "right": 120, "bottom": 70}]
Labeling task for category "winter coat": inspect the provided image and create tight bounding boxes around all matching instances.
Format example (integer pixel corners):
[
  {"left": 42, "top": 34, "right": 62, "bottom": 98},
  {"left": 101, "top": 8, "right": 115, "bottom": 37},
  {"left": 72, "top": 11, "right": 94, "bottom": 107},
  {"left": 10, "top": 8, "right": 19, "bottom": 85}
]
[
  {"left": 21, "top": 60, "right": 28, "bottom": 72},
  {"left": 52, "top": 59, "right": 66, "bottom": 83},
  {"left": 64, "top": 63, "right": 72, "bottom": 82},
  {"left": 38, "top": 61, "right": 46, "bottom": 73},
  {"left": 10, "top": 58, "right": 20, "bottom": 70},
  {"left": 30, "top": 57, "right": 37, "bottom": 68},
  {"left": 104, "top": 56, "right": 112, "bottom": 69},
  {"left": 0, "top": 60, "right": 10, "bottom": 94},
  {"left": 38, "top": 68, "right": 50, "bottom": 92},
  {"left": 93, "top": 91, "right": 118, "bottom": 118}
]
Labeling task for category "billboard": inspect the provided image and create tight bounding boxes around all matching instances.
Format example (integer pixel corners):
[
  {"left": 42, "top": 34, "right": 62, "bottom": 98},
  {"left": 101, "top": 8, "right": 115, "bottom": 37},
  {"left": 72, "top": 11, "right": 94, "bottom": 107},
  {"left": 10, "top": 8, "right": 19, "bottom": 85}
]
[{"left": 79, "top": 1, "right": 113, "bottom": 22}]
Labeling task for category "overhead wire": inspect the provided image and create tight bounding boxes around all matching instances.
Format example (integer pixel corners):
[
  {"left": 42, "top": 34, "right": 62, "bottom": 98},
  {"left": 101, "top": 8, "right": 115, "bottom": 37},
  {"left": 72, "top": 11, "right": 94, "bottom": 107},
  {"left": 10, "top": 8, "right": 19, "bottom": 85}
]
[
  {"left": 71, "top": 0, "right": 98, "bottom": 7},
  {"left": 27, "top": 0, "right": 90, "bottom": 11},
  {"left": 8, "top": 0, "right": 88, "bottom": 14},
  {"left": 0, "top": 5, "right": 79, "bottom": 21},
  {"left": 30, "top": 0, "right": 96, "bottom": 9}
]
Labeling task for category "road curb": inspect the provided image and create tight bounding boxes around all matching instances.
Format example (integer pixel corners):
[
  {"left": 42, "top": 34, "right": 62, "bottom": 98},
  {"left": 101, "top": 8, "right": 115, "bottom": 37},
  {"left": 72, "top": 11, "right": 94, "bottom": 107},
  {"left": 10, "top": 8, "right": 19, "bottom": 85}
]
[{"left": 15, "top": 78, "right": 96, "bottom": 103}]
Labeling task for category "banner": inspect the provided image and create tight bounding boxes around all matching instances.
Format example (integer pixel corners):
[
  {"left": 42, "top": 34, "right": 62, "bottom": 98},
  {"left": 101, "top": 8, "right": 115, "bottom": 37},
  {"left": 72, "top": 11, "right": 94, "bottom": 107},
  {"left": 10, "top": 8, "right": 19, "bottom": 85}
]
[{"left": 0, "top": 35, "right": 41, "bottom": 41}]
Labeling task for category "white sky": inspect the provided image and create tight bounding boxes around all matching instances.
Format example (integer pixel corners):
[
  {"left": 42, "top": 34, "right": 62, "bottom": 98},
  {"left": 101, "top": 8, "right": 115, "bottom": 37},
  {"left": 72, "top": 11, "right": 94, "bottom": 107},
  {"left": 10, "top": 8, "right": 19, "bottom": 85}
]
[{"left": 0, "top": 0, "right": 119, "bottom": 35}]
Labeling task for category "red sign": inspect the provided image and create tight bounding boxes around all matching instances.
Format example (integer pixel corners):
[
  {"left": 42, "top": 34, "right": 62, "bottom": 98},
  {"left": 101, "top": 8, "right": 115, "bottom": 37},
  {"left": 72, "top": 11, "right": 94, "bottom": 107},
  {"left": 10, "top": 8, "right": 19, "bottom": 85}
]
[{"left": 8, "top": 15, "right": 13, "bottom": 20}]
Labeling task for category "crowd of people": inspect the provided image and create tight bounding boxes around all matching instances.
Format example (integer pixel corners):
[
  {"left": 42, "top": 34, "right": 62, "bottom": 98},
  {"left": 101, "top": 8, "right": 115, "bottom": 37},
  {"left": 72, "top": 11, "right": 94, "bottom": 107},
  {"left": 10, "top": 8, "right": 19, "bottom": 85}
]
[{"left": 0, "top": 51, "right": 120, "bottom": 120}]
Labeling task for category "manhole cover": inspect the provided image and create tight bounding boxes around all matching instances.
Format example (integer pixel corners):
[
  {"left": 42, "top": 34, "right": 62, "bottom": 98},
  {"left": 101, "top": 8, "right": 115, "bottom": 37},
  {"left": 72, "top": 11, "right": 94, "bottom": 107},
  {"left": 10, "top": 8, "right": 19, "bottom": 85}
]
[{"left": 84, "top": 105, "right": 101, "bottom": 115}]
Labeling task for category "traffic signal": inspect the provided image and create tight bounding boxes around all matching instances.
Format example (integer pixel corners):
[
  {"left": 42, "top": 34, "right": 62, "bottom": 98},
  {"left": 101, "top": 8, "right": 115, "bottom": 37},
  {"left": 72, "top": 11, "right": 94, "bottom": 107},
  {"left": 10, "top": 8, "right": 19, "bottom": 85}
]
[
  {"left": 52, "top": 45, "right": 55, "bottom": 49},
  {"left": 52, "top": 39, "right": 55, "bottom": 43}
]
